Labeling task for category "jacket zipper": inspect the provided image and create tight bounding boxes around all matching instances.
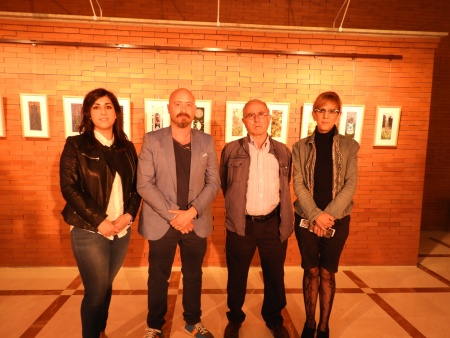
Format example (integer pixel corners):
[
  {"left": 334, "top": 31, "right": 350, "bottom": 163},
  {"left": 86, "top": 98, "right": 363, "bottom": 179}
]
[{"left": 81, "top": 153, "right": 100, "bottom": 161}]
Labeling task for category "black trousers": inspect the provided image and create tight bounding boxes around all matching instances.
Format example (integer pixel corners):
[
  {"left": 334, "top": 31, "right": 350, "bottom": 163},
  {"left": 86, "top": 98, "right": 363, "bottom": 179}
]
[
  {"left": 147, "top": 227, "right": 207, "bottom": 329},
  {"left": 225, "top": 214, "right": 288, "bottom": 328}
]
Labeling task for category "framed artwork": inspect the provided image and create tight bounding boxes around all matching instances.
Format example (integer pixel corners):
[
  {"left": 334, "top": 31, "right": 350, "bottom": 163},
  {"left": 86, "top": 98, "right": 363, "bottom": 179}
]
[
  {"left": 225, "top": 101, "right": 290, "bottom": 143},
  {"left": 63, "top": 96, "right": 83, "bottom": 137},
  {"left": 144, "top": 99, "right": 168, "bottom": 132},
  {"left": 0, "top": 96, "right": 5, "bottom": 137},
  {"left": 300, "top": 103, "right": 315, "bottom": 139},
  {"left": 267, "top": 102, "right": 290, "bottom": 144},
  {"left": 20, "top": 93, "right": 49, "bottom": 138},
  {"left": 374, "top": 106, "right": 402, "bottom": 147},
  {"left": 118, "top": 98, "right": 131, "bottom": 139},
  {"left": 339, "top": 105, "right": 365, "bottom": 144},
  {"left": 192, "top": 100, "right": 212, "bottom": 134},
  {"left": 225, "top": 101, "right": 246, "bottom": 143}
]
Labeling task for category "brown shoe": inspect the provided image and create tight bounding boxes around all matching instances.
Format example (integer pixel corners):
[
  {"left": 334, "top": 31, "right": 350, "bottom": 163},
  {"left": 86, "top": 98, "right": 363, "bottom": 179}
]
[
  {"left": 224, "top": 321, "right": 241, "bottom": 338},
  {"left": 271, "top": 325, "right": 290, "bottom": 338}
]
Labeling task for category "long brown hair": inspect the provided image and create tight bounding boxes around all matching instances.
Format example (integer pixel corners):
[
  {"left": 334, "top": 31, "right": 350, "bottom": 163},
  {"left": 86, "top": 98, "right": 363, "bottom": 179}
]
[{"left": 78, "top": 88, "right": 129, "bottom": 149}]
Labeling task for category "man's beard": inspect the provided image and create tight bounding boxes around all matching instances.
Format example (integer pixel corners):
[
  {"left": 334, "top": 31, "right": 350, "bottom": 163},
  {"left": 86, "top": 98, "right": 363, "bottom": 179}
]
[{"left": 172, "top": 113, "right": 191, "bottom": 128}]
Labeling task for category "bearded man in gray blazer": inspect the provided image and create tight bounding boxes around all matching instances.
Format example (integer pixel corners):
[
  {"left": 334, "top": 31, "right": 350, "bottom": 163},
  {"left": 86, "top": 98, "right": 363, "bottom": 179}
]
[{"left": 137, "top": 88, "right": 220, "bottom": 338}]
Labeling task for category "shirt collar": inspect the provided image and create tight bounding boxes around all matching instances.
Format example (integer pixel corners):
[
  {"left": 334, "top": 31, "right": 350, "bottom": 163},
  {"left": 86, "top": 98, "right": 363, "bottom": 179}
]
[
  {"left": 248, "top": 134, "right": 270, "bottom": 151},
  {"left": 94, "top": 130, "right": 114, "bottom": 147}
]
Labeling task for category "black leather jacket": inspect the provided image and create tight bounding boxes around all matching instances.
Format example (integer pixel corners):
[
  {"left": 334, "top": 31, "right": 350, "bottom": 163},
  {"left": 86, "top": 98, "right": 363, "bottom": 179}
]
[{"left": 60, "top": 133, "right": 141, "bottom": 232}]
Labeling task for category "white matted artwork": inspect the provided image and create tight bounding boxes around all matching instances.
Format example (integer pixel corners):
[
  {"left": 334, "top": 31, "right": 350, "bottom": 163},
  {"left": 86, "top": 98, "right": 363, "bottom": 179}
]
[
  {"left": 192, "top": 100, "right": 212, "bottom": 134},
  {"left": 0, "top": 96, "right": 5, "bottom": 137},
  {"left": 339, "top": 105, "right": 365, "bottom": 144},
  {"left": 20, "top": 93, "right": 49, "bottom": 138},
  {"left": 225, "top": 101, "right": 290, "bottom": 143},
  {"left": 63, "top": 96, "right": 83, "bottom": 138},
  {"left": 374, "top": 106, "right": 402, "bottom": 147},
  {"left": 267, "top": 102, "right": 290, "bottom": 144},
  {"left": 144, "top": 99, "right": 168, "bottom": 132},
  {"left": 225, "top": 101, "right": 246, "bottom": 143},
  {"left": 300, "top": 103, "right": 315, "bottom": 139},
  {"left": 118, "top": 98, "right": 131, "bottom": 139}
]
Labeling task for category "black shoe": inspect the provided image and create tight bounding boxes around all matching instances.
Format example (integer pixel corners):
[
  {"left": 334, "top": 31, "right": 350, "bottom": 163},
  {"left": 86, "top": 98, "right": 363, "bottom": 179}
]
[
  {"left": 317, "top": 330, "right": 329, "bottom": 338},
  {"left": 300, "top": 323, "right": 316, "bottom": 338},
  {"left": 270, "top": 325, "right": 290, "bottom": 338},
  {"left": 224, "top": 321, "right": 241, "bottom": 338}
]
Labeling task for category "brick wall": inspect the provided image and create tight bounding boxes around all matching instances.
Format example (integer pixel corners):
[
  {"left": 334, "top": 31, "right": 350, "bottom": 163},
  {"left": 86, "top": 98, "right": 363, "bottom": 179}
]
[{"left": 0, "top": 0, "right": 448, "bottom": 266}]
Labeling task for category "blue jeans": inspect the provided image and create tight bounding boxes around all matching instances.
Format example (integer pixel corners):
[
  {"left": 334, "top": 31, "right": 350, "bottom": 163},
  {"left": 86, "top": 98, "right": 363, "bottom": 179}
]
[
  {"left": 147, "top": 226, "right": 207, "bottom": 329},
  {"left": 71, "top": 227, "right": 131, "bottom": 338}
]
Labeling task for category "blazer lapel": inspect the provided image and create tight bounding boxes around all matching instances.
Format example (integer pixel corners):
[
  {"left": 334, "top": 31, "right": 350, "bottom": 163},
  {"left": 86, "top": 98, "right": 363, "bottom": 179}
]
[{"left": 162, "top": 127, "right": 177, "bottom": 191}]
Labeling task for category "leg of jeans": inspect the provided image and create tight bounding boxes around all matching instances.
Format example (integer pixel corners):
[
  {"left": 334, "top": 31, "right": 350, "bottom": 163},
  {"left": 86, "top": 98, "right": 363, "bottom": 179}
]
[
  {"left": 225, "top": 226, "right": 257, "bottom": 324},
  {"left": 99, "top": 230, "right": 131, "bottom": 332},
  {"left": 147, "top": 228, "right": 179, "bottom": 329},
  {"left": 256, "top": 217, "right": 288, "bottom": 328},
  {"left": 71, "top": 227, "right": 129, "bottom": 338},
  {"left": 179, "top": 231, "right": 207, "bottom": 325}
]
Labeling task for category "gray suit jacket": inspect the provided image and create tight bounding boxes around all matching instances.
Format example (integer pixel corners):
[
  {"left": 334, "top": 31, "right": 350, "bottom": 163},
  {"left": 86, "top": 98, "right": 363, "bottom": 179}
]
[{"left": 137, "top": 126, "right": 220, "bottom": 240}]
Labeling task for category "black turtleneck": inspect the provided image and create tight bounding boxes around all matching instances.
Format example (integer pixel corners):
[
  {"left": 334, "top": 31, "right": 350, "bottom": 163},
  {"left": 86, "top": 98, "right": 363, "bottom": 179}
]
[{"left": 313, "top": 125, "right": 336, "bottom": 210}]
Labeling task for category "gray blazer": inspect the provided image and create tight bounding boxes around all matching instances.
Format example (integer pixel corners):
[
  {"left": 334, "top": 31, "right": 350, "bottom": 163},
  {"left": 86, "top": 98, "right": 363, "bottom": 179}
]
[{"left": 137, "top": 126, "right": 220, "bottom": 240}]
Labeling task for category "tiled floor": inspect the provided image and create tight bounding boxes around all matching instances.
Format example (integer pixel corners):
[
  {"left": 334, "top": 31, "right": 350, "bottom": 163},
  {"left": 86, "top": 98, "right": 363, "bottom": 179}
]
[{"left": 1, "top": 231, "right": 449, "bottom": 338}]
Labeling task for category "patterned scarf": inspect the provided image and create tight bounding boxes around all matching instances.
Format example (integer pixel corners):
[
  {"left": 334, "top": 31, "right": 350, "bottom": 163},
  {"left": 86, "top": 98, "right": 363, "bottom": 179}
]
[{"left": 305, "top": 134, "right": 342, "bottom": 199}]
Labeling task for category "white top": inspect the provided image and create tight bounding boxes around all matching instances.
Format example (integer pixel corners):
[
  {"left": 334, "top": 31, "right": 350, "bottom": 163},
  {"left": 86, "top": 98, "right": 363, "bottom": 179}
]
[{"left": 245, "top": 135, "right": 280, "bottom": 216}]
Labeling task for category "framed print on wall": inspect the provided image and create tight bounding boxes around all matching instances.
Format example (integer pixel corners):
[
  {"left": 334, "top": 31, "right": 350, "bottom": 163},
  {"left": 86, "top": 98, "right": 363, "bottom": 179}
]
[
  {"left": 144, "top": 99, "right": 168, "bottom": 132},
  {"left": 225, "top": 101, "right": 246, "bottom": 143},
  {"left": 267, "top": 102, "right": 290, "bottom": 144},
  {"left": 63, "top": 96, "right": 83, "bottom": 138},
  {"left": 339, "top": 104, "right": 365, "bottom": 144},
  {"left": 20, "top": 93, "right": 49, "bottom": 138},
  {"left": 300, "top": 103, "right": 315, "bottom": 139},
  {"left": 193, "top": 100, "right": 212, "bottom": 134},
  {"left": 0, "top": 96, "right": 5, "bottom": 137},
  {"left": 118, "top": 98, "right": 131, "bottom": 139},
  {"left": 374, "top": 106, "right": 402, "bottom": 147}
]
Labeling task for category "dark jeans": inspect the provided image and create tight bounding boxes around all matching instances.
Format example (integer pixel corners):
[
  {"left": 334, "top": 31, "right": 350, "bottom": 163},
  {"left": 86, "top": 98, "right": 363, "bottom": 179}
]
[
  {"left": 71, "top": 227, "right": 131, "bottom": 338},
  {"left": 147, "top": 226, "right": 207, "bottom": 329},
  {"left": 226, "top": 214, "right": 288, "bottom": 329}
]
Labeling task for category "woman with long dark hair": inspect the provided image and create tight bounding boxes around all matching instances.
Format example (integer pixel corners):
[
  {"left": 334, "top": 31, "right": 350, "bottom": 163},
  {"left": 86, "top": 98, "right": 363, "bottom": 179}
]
[{"left": 60, "top": 88, "right": 141, "bottom": 338}]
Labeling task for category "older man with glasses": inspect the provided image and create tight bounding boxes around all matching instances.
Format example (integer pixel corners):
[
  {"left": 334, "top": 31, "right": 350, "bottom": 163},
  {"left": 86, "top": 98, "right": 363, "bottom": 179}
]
[{"left": 220, "top": 99, "right": 293, "bottom": 338}]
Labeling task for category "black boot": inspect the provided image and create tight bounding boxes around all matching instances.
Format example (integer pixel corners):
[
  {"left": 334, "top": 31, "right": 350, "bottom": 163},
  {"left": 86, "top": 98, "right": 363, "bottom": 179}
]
[
  {"left": 317, "top": 329, "right": 329, "bottom": 338},
  {"left": 300, "top": 323, "right": 316, "bottom": 338}
]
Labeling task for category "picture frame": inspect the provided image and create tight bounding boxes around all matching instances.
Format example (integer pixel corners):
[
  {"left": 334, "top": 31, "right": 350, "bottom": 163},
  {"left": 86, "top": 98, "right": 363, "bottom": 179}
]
[
  {"left": 300, "top": 103, "right": 314, "bottom": 139},
  {"left": 267, "top": 102, "right": 290, "bottom": 144},
  {"left": 0, "top": 96, "right": 5, "bottom": 137},
  {"left": 63, "top": 96, "right": 84, "bottom": 138},
  {"left": 20, "top": 93, "right": 49, "bottom": 138},
  {"left": 339, "top": 104, "right": 365, "bottom": 144},
  {"left": 374, "top": 106, "right": 402, "bottom": 147},
  {"left": 225, "top": 101, "right": 246, "bottom": 143},
  {"left": 225, "top": 101, "right": 290, "bottom": 143},
  {"left": 144, "top": 99, "right": 168, "bottom": 132},
  {"left": 118, "top": 98, "right": 131, "bottom": 139},
  {"left": 193, "top": 100, "right": 212, "bottom": 134}
]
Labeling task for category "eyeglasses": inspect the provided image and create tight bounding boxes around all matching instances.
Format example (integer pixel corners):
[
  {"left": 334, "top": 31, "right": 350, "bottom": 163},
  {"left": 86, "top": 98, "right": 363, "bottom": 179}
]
[
  {"left": 243, "top": 112, "right": 270, "bottom": 120},
  {"left": 313, "top": 108, "right": 340, "bottom": 115}
]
